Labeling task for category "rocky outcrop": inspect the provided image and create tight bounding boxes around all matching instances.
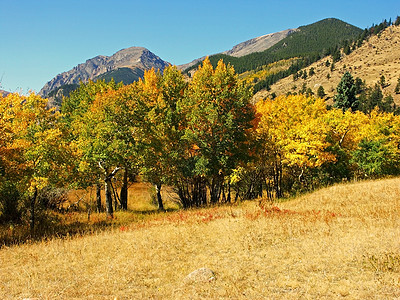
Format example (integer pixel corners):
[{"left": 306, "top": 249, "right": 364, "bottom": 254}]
[
  {"left": 183, "top": 268, "right": 216, "bottom": 284},
  {"left": 0, "top": 89, "right": 10, "bottom": 97},
  {"left": 222, "top": 28, "right": 298, "bottom": 57},
  {"left": 40, "top": 47, "right": 169, "bottom": 97}
]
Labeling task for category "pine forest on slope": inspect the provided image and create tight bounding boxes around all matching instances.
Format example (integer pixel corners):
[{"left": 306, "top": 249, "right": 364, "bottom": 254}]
[
  {"left": 260, "top": 20, "right": 400, "bottom": 105},
  {"left": 184, "top": 18, "right": 362, "bottom": 75}
]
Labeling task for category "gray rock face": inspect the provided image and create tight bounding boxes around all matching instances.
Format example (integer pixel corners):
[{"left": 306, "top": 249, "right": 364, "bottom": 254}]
[
  {"left": 222, "top": 28, "right": 298, "bottom": 57},
  {"left": 0, "top": 89, "right": 10, "bottom": 97},
  {"left": 40, "top": 47, "right": 169, "bottom": 97}
]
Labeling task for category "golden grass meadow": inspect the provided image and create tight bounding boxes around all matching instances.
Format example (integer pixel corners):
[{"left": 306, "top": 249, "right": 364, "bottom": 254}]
[{"left": 1, "top": 178, "right": 400, "bottom": 299}]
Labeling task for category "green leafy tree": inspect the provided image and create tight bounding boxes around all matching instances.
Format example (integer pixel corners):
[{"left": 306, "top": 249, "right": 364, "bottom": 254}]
[
  {"left": 139, "top": 66, "right": 187, "bottom": 210},
  {"left": 351, "top": 140, "right": 392, "bottom": 177},
  {"left": 179, "top": 58, "right": 256, "bottom": 206},
  {"left": 62, "top": 80, "right": 124, "bottom": 216}
]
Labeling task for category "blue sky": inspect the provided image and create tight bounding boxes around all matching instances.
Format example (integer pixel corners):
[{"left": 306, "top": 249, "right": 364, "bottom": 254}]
[{"left": 1, "top": 0, "right": 399, "bottom": 93}]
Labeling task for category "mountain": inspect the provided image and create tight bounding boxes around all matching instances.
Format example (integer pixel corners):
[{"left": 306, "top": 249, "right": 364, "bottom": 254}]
[
  {"left": 178, "top": 28, "right": 296, "bottom": 71},
  {"left": 40, "top": 47, "right": 169, "bottom": 97},
  {"left": 184, "top": 18, "right": 363, "bottom": 75},
  {"left": 222, "top": 29, "right": 298, "bottom": 57},
  {"left": 0, "top": 89, "right": 10, "bottom": 97},
  {"left": 258, "top": 24, "right": 400, "bottom": 104}
]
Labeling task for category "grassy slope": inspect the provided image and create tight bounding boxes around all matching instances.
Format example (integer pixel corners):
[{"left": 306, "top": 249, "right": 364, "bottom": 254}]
[
  {"left": 1, "top": 178, "right": 400, "bottom": 299},
  {"left": 258, "top": 25, "right": 400, "bottom": 104}
]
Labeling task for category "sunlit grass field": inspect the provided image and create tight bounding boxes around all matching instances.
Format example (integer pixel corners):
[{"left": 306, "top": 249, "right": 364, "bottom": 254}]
[{"left": 1, "top": 178, "right": 399, "bottom": 299}]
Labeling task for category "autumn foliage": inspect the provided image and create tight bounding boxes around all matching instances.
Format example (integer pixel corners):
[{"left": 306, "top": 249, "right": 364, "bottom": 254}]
[{"left": 2, "top": 58, "right": 400, "bottom": 232}]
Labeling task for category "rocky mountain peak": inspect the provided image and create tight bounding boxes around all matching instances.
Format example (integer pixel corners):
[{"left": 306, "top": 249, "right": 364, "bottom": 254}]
[
  {"left": 222, "top": 28, "right": 298, "bottom": 57},
  {"left": 39, "top": 47, "right": 169, "bottom": 97},
  {"left": 0, "top": 89, "right": 10, "bottom": 97}
]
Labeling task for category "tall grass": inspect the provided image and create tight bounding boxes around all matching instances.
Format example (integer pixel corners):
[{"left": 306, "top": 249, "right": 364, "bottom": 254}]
[
  {"left": 0, "top": 182, "right": 180, "bottom": 246},
  {"left": 1, "top": 178, "right": 399, "bottom": 299}
]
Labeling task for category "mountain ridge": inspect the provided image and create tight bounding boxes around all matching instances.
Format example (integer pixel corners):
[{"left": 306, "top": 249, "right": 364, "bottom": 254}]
[
  {"left": 0, "top": 89, "right": 10, "bottom": 97},
  {"left": 177, "top": 28, "right": 297, "bottom": 71},
  {"left": 39, "top": 47, "right": 169, "bottom": 97},
  {"left": 40, "top": 18, "right": 363, "bottom": 101}
]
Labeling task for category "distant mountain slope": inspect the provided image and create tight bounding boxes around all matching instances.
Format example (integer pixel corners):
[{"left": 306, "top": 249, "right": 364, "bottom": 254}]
[
  {"left": 40, "top": 47, "right": 169, "bottom": 97},
  {"left": 94, "top": 67, "right": 144, "bottom": 85},
  {"left": 185, "top": 18, "right": 362, "bottom": 75},
  {"left": 178, "top": 28, "right": 296, "bottom": 71},
  {"left": 259, "top": 24, "right": 400, "bottom": 104},
  {"left": 0, "top": 89, "right": 10, "bottom": 97},
  {"left": 222, "top": 29, "right": 298, "bottom": 57}
]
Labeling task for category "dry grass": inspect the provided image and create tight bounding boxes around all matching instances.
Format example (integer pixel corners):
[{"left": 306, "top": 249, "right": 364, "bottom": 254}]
[
  {"left": 1, "top": 178, "right": 400, "bottom": 299},
  {"left": 255, "top": 25, "right": 400, "bottom": 105}
]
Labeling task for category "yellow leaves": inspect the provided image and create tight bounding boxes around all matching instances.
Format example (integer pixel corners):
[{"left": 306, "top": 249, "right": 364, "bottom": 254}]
[
  {"left": 28, "top": 177, "right": 49, "bottom": 194},
  {"left": 256, "top": 94, "right": 335, "bottom": 169},
  {"left": 0, "top": 92, "right": 68, "bottom": 191}
]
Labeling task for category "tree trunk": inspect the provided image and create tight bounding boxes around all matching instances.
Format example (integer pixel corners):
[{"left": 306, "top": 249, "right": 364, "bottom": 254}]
[
  {"left": 120, "top": 168, "right": 128, "bottom": 210},
  {"left": 98, "top": 164, "right": 120, "bottom": 218},
  {"left": 111, "top": 181, "right": 119, "bottom": 211},
  {"left": 227, "top": 182, "right": 231, "bottom": 203},
  {"left": 155, "top": 183, "right": 164, "bottom": 211},
  {"left": 30, "top": 187, "right": 38, "bottom": 236},
  {"left": 96, "top": 183, "right": 102, "bottom": 213},
  {"left": 105, "top": 179, "right": 113, "bottom": 218}
]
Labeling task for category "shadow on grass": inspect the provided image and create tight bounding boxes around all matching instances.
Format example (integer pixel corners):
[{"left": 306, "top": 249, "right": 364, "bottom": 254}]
[{"left": 0, "top": 207, "right": 179, "bottom": 248}]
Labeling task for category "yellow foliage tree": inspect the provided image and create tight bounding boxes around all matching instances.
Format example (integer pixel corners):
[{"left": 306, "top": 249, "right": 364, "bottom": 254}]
[
  {"left": 256, "top": 94, "right": 336, "bottom": 197},
  {"left": 0, "top": 93, "right": 69, "bottom": 233}
]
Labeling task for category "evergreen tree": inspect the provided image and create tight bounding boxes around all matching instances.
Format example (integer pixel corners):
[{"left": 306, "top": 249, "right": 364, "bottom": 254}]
[
  {"left": 343, "top": 44, "right": 351, "bottom": 55},
  {"left": 334, "top": 72, "right": 358, "bottom": 111},
  {"left": 325, "top": 60, "right": 331, "bottom": 67},
  {"left": 317, "top": 85, "right": 326, "bottom": 98},
  {"left": 305, "top": 88, "right": 314, "bottom": 97},
  {"left": 395, "top": 77, "right": 400, "bottom": 94},
  {"left": 354, "top": 77, "right": 365, "bottom": 94},
  {"left": 358, "top": 84, "right": 394, "bottom": 114},
  {"left": 379, "top": 75, "right": 388, "bottom": 88},
  {"left": 395, "top": 16, "right": 400, "bottom": 26}
]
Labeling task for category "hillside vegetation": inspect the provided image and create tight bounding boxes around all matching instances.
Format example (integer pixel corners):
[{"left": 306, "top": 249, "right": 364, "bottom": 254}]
[
  {"left": 185, "top": 18, "right": 362, "bottom": 75},
  {"left": 260, "top": 24, "right": 400, "bottom": 104},
  {"left": 2, "top": 58, "right": 400, "bottom": 241},
  {"left": 1, "top": 177, "right": 399, "bottom": 299},
  {"left": 95, "top": 67, "right": 145, "bottom": 86}
]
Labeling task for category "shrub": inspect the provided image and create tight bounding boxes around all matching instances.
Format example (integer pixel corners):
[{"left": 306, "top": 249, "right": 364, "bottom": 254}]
[{"left": 0, "top": 181, "right": 22, "bottom": 223}]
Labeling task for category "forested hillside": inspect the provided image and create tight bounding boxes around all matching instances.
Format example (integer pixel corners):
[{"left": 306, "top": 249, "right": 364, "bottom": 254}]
[
  {"left": 261, "top": 22, "right": 400, "bottom": 105},
  {"left": 185, "top": 18, "right": 362, "bottom": 75}
]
